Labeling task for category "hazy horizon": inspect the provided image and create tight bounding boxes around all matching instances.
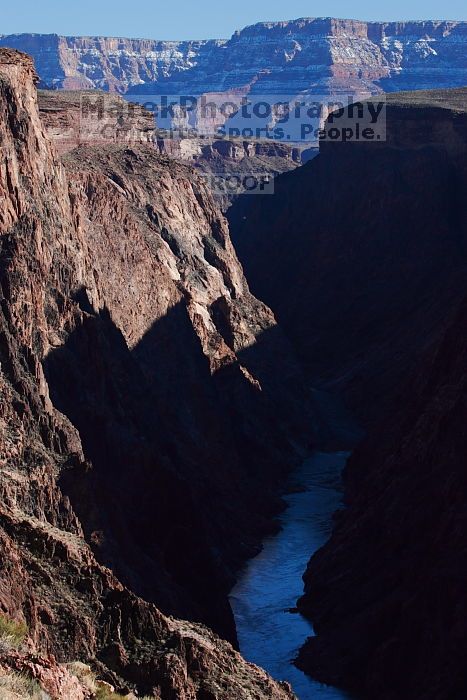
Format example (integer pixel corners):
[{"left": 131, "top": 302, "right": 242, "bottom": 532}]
[{"left": 2, "top": 1, "right": 467, "bottom": 41}]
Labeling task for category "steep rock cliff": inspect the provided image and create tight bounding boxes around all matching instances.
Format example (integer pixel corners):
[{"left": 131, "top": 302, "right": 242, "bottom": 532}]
[
  {"left": 290, "top": 96, "right": 467, "bottom": 700},
  {"left": 229, "top": 87, "right": 467, "bottom": 698},
  {"left": 1, "top": 19, "right": 467, "bottom": 96},
  {"left": 37, "top": 89, "right": 157, "bottom": 154},
  {"left": 0, "top": 35, "right": 224, "bottom": 92},
  {"left": 0, "top": 47, "right": 301, "bottom": 698},
  {"left": 296, "top": 294, "right": 467, "bottom": 699},
  {"left": 229, "top": 88, "right": 467, "bottom": 425},
  {"left": 51, "top": 141, "right": 313, "bottom": 641}
]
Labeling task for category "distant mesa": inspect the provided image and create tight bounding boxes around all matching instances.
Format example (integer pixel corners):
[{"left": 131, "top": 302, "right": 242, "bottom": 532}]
[{"left": 1, "top": 18, "right": 467, "bottom": 96}]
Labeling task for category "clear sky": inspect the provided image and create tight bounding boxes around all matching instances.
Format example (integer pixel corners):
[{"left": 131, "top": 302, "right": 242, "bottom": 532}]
[{"left": 2, "top": 0, "right": 467, "bottom": 40}]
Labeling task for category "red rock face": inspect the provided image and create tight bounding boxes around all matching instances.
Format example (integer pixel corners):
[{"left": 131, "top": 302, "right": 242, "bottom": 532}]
[
  {"left": 228, "top": 88, "right": 467, "bottom": 699},
  {"left": 0, "top": 651, "right": 91, "bottom": 699},
  {"left": 37, "top": 90, "right": 157, "bottom": 155},
  {"left": 48, "top": 141, "right": 313, "bottom": 641},
  {"left": 0, "top": 47, "right": 303, "bottom": 698}
]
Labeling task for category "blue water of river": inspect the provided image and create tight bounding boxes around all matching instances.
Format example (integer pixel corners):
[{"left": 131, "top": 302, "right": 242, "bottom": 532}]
[{"left": 230, "top": 451, "right": 355, "bottom": 699}]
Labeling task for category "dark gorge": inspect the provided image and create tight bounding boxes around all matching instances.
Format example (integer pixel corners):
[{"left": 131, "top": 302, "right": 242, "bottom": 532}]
[{"left": 1, "top": 18, "right": 467, "bottom": 700}]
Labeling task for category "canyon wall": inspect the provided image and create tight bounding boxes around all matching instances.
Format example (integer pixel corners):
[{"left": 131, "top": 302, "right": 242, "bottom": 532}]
[
  {"left": 1, "top": 19, "right": 467, "bottom": 96},
  {"left": 36, "top": 89, "right": 303, "bottom": 209},
  {"left": 296, "top": 294, "right": 467, "bottom": 700},
  {"left": 0, "top": 34, "right": 223, "bottom": 92},
  {"left": 36, "top": 89, "right": 157, "bottom": 153},
  {"left": 0, "top": 47, "right": 303, "bottom": 698},
  {"left": 228, "top": 89, "right": 467, "bottom": 698},
  {"left": 229, "top": 88, "right": 467, "bottom": 425}
]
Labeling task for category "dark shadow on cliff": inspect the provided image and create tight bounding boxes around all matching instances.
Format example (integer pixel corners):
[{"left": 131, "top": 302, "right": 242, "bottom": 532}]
[
  {"left": 227, "top": 112, "right": 467, "bottom": 428},
  {"left": 226, "top": 97, "right": 467, "bottom": 699},
  {"left": 43, "top": 296, "right": 312, "bottom": 644}
]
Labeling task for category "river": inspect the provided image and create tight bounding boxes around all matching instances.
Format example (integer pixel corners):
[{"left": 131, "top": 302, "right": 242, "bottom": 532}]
[{"left": 230, "top": 450, "right": 355, "bottom": 699}]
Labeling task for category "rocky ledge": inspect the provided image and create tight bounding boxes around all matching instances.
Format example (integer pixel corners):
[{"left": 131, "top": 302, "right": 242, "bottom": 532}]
[{"left": 36, "top": 89, "right": 304, "bottom": 208}]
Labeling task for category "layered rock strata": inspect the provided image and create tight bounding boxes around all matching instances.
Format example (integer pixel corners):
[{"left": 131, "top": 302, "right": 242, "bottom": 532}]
[
  {"left": 1, "top": 20, "right": 467, "bottom": 96},
  {"left": 36, "top": 89, "right": 304, "bottom": 209},
  {"left": 0, "top": 47, "right": 303, "bottom": 698}
]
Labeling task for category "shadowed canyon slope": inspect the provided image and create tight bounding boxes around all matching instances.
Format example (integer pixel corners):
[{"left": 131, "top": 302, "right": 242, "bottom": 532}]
[
  {"left": 1, "top": 19, "right": 467, "bottom": 95},
  {"left": 230, "top": 89, "right": 467, "bottom": 425},
  {"left": 229, "top": 90, "right": 467, "bottom": 699},
  {"left": 0, "top": 47, "right": 304, "bottom": 698},
  {"left": 296, "top": 292, "right": 467, "bottom": 700}
]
